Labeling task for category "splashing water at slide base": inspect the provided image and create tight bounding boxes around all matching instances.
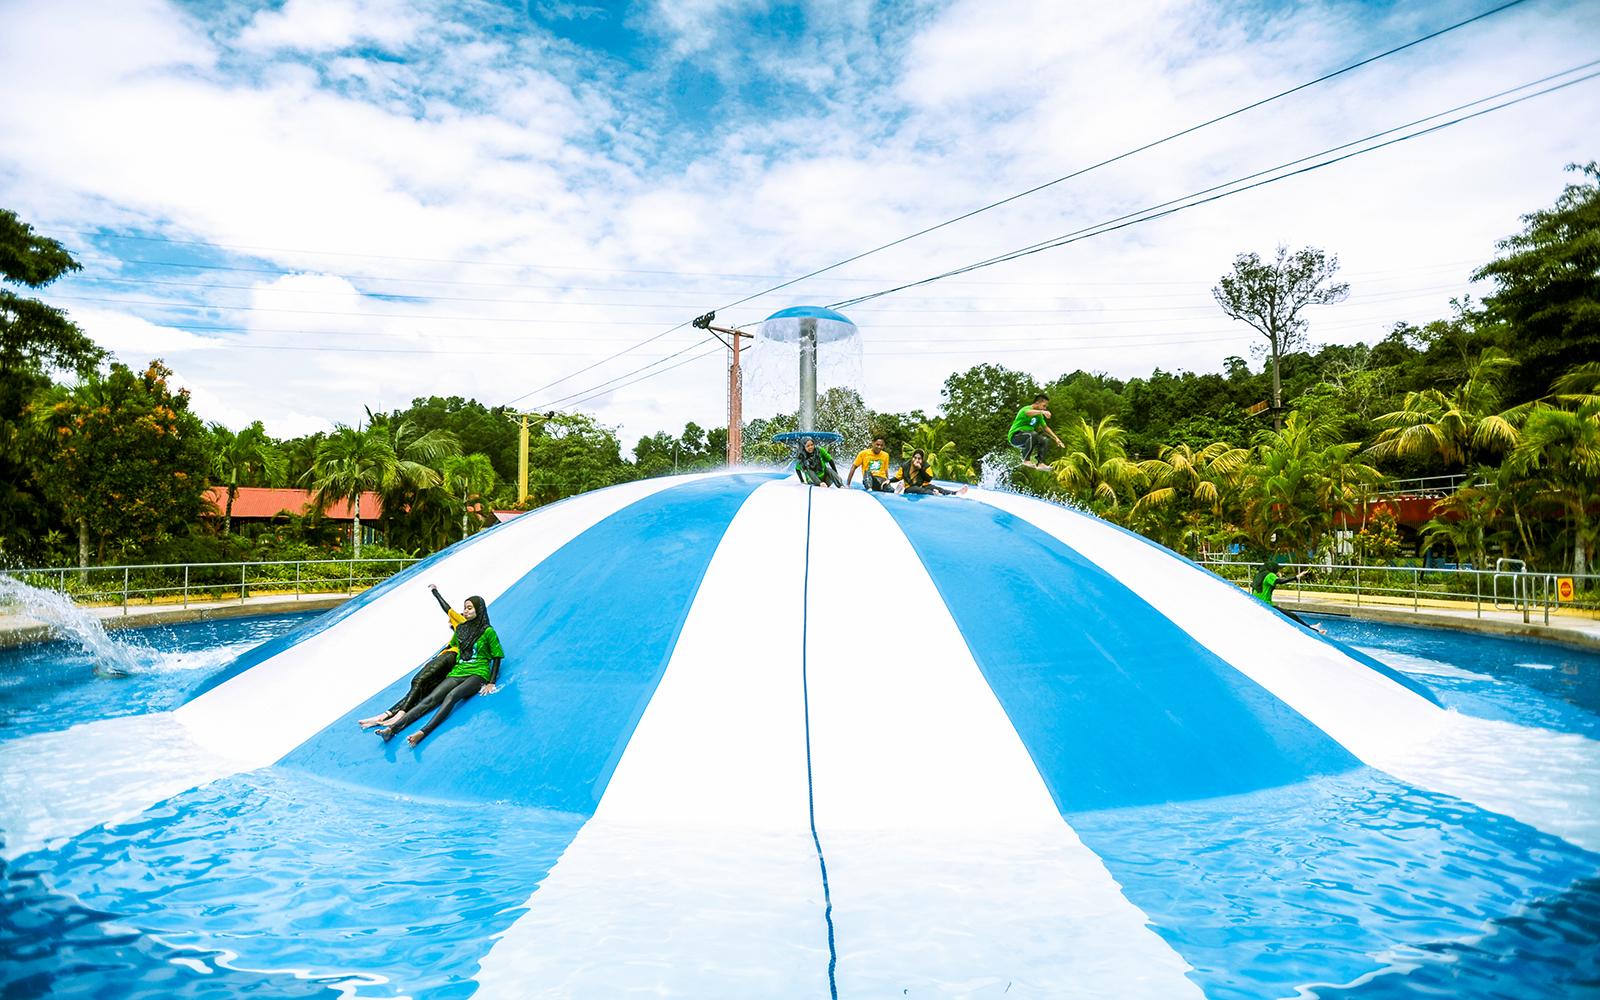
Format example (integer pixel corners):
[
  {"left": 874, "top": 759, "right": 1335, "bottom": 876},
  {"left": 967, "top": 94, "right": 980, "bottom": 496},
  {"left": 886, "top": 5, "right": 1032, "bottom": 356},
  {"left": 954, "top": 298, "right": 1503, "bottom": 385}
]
[{"left": 2, "top": 474, "right": 1599, "bottom": 999}]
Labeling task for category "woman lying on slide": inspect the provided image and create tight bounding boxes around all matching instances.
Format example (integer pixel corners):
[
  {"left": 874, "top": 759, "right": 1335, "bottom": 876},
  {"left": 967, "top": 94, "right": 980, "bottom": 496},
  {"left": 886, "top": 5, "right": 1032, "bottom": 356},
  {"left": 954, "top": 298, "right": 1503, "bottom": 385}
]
[
  {"left": 377, "top": 595, "right": 504, "bottom": 748},
  {"left": 357, "top": 584, "right": 465, "bottom": 730}
]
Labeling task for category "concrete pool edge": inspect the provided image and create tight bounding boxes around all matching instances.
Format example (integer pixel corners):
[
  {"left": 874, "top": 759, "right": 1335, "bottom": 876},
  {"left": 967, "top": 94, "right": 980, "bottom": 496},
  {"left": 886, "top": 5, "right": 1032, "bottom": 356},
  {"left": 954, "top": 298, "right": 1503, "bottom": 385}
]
[{"left": 0, "top": 595, "right": 346, "bottom": 647}]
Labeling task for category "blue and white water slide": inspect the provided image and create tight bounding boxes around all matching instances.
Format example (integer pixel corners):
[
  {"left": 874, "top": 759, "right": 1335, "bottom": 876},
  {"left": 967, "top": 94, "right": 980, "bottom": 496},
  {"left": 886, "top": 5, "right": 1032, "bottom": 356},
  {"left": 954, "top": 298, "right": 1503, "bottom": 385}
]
[{"left": 5, "top": 471, "right": 1599, "bottom": 997}]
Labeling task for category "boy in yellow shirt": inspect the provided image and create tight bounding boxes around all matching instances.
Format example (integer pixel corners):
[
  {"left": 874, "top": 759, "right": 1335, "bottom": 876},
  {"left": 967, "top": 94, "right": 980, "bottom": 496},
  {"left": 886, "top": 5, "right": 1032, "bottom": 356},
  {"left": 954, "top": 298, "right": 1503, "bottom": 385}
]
[{"left": 847, "top": 436, "right": 895, "bottom": 492}]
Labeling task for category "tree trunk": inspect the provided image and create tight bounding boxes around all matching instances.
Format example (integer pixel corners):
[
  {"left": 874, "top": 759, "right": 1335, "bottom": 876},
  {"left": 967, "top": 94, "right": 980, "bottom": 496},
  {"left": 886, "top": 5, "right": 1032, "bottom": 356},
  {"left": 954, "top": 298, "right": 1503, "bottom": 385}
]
[
  {"left": 77, "top": 518, "right": 89, "bottom": 576},
  {"left": 224, "top": 486, "right": 236, "bottom": 536},
  {"left": 352, "top": 492, "right": 362, "bottom": 560},
  {"left": 1271, "top": 341, "right": 1283, "bottom": 433},
  {"left": 461, "top": 492, "right": 469, "bottom": 541}
]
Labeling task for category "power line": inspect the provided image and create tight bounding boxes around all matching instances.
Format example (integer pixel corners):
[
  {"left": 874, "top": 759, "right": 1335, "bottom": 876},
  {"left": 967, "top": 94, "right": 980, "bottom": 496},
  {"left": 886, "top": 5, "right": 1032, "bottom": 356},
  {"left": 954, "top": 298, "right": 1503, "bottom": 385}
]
[
  {"left": 827, "top": 62, "right": 1600, "bottom": 311},
  {"left": 502, "top": 2, "right": 1535, "bottom": 410}
]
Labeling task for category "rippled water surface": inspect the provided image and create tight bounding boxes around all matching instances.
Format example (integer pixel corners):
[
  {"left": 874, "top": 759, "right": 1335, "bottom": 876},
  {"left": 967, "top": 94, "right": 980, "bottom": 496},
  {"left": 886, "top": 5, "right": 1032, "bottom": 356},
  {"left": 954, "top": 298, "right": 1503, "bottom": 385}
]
[
  {"left": 1, "top": 613, "right": 1598, "bottom": 998},
  {"left": 0, "top": 613, "right": 318, "bottom": 739}
]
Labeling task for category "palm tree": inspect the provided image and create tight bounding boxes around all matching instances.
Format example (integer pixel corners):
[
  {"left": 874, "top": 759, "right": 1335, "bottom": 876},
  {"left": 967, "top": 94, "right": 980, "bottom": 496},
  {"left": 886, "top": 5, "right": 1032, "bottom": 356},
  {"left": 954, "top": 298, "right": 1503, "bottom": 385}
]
[
  {"left": 310, "top": 425, "right": 398, "bottom": 559},
  {"left": 902, "top": 420, "right": 976, "bottom": 483},
  {"left": 369, "top": 415, "right": 460, "bottom": 547},
  {"left": 209, "top": 421, "right": 284, "bottom": 535},
  {"left": 1128, "top": 441, "right": 1250, "bottom": 556},
  {"left": 442, "top": 453, "right": 497, "bottom": 540},
  {"left": 1508, "top": 400, "right": 1600, "bottom": 577},
  {"left": 1054, "top": 415, "right": 1143, "bottom": 510},
  {"left": 1367, "top": 347, "right": 1521, "bottom": 467}
]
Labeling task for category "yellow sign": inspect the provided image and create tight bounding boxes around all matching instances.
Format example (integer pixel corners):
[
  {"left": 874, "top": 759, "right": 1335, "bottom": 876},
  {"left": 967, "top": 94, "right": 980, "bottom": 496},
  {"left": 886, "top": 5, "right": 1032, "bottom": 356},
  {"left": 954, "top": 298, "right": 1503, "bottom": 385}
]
[{"left": 1557, "top": 577, "right": 1575, "bottom": 602}]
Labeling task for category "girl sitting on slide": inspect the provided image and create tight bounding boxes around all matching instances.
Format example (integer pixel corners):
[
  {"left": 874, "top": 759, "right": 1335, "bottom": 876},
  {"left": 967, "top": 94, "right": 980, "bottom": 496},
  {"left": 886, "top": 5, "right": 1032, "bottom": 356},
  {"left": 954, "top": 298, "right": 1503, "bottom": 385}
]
[
  {"left": 377, "top": 595, "right": 504, "bottom": 748},
  {"left": 357, "top": 584, "right": 465, "bottom": 730}
]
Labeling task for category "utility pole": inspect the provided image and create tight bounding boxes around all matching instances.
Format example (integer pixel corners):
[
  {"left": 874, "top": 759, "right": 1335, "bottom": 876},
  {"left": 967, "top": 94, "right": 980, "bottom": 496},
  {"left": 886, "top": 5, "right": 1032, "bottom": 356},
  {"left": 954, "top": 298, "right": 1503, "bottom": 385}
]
[
  {"left": 693, "top": 311, "right": 754, "bottom": 466},
  {"left": 505, "top": 410, "right": 553, "bottom": 505}
]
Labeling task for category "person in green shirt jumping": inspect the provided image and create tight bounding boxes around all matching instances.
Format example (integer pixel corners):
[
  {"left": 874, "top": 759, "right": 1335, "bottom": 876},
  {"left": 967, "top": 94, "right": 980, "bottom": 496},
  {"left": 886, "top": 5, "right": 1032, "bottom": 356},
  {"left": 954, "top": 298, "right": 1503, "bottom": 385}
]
[
  {"left": 1009, "top": 393, "right": 1065, "bottom": 469},
  {"left": 377, "top": 595, "right": 505, "bottom": 748}
]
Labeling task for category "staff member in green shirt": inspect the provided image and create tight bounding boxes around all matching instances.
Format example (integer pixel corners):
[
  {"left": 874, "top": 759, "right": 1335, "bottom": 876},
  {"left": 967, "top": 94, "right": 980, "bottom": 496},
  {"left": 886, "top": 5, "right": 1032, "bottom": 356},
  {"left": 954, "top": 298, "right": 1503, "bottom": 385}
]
[
  {"left": 377, "top": 595, "right": 505, "bottom": 748},
  {"left": 1008, "top": 394, "right": 1064, "bottom": 469}
]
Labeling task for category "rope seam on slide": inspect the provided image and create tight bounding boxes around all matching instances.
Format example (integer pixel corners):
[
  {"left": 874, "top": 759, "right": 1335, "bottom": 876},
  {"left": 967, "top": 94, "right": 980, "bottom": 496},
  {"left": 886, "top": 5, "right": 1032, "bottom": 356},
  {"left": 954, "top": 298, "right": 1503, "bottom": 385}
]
[{"left": 801, "top": 489, "right": 840, "bottom": 999}]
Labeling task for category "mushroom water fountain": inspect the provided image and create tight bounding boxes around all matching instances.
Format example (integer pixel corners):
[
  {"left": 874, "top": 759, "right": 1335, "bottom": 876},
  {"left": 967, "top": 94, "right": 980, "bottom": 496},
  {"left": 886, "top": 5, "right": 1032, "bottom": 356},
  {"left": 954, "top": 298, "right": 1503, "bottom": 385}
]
[{"left": 3, "top": 488, "right": 1599, "bottom": 994}]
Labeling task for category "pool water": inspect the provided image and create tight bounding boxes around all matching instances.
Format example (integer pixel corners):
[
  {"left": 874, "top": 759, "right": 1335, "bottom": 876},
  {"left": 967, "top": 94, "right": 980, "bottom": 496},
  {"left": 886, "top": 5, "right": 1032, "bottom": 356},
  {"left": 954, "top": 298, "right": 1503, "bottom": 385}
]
[{"left": 1, "top": 614, "right": 1598, "bottom": 999}]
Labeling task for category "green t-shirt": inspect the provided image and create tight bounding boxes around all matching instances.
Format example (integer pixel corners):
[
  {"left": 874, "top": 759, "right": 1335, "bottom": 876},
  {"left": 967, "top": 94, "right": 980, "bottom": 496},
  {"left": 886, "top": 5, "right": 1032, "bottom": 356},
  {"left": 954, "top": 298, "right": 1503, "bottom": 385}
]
[
  {"left": 1009, "top": 406, "right": 1042, "bottom": 438},
  {"left": 1254, "top": 571, "right": 1281, "bottom": 602},
  {"left": 448, "top": 625, "right": 505, "bottom": 680}
]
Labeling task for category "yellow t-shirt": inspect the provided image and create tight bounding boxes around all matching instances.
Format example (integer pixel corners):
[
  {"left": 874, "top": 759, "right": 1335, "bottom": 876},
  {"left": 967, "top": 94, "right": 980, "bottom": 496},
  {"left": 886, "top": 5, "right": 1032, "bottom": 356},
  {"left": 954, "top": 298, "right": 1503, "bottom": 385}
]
[
  {"left": 439, "top": 607, "right": 466, "bottom": 654},
  {"left": 853, "top": 449, "right": 891, "bottom": 479}
]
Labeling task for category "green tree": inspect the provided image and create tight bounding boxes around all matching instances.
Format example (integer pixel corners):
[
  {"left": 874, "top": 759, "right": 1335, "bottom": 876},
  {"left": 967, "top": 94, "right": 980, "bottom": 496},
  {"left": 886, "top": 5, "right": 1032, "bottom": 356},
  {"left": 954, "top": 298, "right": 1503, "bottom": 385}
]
[
  {"left": 1366, "top": 347, "right": 1521, "bottom": 468},
  {"left": 368, "top": 413, "right": 460, "bottom": 549},
  {"left": 1054, "top": 415, "right": 1143, "bottom": 511},
  {"left": 442, "top": 452, "right": 498, "bottom": 540},
  {"left": 1475, "top": 162, "right": 1600, "bottom": 403},
  {"left": 0, "top": 210, "right": 106, "bottom": 559},
  {"left": 1213, "top": 245, "right": 1349, "bottom": 431},
  {"left": 523, "top": 412, "right": 629, "bottom": 507},
  {"left": 939, "top": 364, "right": 1041, "bottom": 471},
  {"left": 209, "top": 421, "right": 285, "bottom": 535},
  {"left": 1508, "top": 399, "right": 1600, "bottom": 577},
  {"left": 310, "top": 425, "right": 398, "bottom": 559},
  {"left": 27, "top": 360, "right": 209, "bottom": 567}
]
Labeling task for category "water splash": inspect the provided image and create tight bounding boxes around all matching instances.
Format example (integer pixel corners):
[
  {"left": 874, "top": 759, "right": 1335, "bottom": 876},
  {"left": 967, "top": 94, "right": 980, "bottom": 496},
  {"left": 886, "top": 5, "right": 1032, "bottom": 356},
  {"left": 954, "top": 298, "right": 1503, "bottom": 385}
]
[{"left": 0, "top": 575, "right": 139, "bottom": 677}]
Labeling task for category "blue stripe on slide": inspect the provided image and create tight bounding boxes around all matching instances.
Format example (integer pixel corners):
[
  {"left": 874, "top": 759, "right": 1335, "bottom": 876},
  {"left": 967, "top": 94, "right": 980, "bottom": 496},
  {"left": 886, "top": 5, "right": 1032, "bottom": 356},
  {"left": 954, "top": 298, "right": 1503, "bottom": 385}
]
[
  {"left": 277, "top": 474, "right": 778, "bottom": 812},
  {"left": 182, "top": 489, "right": 596, "bottom": 704},
  {"left": 1044, "top": 503, "right": 1442, "bottom": 705},
  {"left": 876, "top": 495, "right": 1361, "bottom": 813}
]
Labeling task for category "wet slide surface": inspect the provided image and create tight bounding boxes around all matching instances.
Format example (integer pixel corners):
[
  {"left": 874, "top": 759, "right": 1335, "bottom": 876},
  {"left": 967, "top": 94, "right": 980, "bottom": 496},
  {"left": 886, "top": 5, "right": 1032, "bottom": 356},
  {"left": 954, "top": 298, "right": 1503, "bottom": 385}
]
[{"left": 280, "top": 473, "right": 779, "bottom": 810}]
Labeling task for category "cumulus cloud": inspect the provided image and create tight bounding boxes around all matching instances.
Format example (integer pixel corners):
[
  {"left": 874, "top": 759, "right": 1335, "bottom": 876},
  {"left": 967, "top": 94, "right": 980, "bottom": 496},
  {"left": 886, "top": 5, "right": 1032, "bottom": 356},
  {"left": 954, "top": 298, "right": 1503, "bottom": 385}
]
[{"left": 1, "top": 0, "right": 1597, "bottom": 448}]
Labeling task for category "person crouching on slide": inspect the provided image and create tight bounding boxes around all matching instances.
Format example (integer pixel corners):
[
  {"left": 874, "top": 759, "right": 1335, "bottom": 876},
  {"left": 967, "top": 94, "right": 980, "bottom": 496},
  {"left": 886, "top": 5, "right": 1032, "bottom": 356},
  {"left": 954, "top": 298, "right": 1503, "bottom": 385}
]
[
  {"left": 358, "top": 584, "right": 465, "bottom": 730},
  {"left": 795, "top": 437, "right": 843, "bottom": 488},
  {"left": 895, "top": 448, "right": 968, "bottom": 496},
  {"left": 377, "top": 595, "right": 505, "bottom": 748},
  {"left": 1009, "top": 393, "right": 1064, "bottom": 470}
]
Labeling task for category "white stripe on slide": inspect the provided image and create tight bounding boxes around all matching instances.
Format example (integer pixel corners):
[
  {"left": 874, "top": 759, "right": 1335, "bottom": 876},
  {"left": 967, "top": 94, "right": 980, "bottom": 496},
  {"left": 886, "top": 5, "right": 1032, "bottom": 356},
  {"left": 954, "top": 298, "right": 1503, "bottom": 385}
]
[
  {"left": 801, "top": 488, "right": 1204, "bottom": 999},
  {"left": 178, "top": 474, "right": 719, "bottom": 768},
  {"left": 474, "top": 480, "right": 830, "bottom": 999},
  {"left": 974, "top": 488, "right": 1600, "bottom": 853}
]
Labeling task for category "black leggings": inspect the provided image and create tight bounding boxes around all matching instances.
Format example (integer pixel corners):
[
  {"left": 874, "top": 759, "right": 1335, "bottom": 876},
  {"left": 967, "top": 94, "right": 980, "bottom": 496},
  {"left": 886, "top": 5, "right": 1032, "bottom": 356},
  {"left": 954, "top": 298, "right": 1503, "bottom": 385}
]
[
  {"left": 387, "top": 650, "right": 457, "bottom": 715},
  {"left": 1011, "top": 431, "right": 1050, "bottom": 464},
  {"left": 384, "top": 674, "right": 485, "bottom": 738},
  {"left": 862, "top": 472, "right": 895, "bottom": 493},
  {"left": 905, "top": 484, "right": 956, "bottom": 495}
]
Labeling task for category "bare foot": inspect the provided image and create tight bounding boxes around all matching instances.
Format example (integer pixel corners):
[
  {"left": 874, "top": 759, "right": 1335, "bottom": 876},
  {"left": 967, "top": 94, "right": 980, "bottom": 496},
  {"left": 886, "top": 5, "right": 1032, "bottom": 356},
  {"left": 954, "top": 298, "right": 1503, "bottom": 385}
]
[
  {"left": 407, "top": 730, "right": 427, "bottom": 748},
  {"left": 357, "top": 713, "right": 390, "bottom": 729},
  {"left": 375, "top": 726, "right": 397, "bottom": 742},
  {"left": 957, "top": 486, "right": 969, "bottom": 495}
]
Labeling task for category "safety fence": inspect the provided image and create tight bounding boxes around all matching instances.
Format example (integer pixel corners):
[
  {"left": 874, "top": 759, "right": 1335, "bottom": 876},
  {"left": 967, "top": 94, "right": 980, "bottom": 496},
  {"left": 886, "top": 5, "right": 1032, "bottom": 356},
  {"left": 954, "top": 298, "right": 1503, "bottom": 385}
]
[
  {"left": 1200, "top": 558, "right": 1600, "bottom": 624},
  {"left": 0, "top": 557, "right": 424, "bottom": 614}
]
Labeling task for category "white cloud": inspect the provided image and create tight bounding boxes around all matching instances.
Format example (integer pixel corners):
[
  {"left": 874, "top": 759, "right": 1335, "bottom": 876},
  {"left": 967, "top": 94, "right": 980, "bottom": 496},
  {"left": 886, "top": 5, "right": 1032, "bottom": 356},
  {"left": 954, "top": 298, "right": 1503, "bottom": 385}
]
[
  {"left": 236, "top": 0, "right": 423, "bottom": 52},
  {"left": 1, "top": 0, "right": 1596, "bottom": 450}
]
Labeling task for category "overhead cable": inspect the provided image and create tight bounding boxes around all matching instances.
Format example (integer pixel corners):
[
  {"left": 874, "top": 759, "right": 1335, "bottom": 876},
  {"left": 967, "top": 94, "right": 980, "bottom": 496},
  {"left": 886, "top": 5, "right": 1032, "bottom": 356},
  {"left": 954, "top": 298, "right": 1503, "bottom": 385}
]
[
  {"left": 827, "top": 61, "right": 1600, "bottom": 311},
  {"left": 504, "top": 0, "right": 1535, "bottom": 409}
]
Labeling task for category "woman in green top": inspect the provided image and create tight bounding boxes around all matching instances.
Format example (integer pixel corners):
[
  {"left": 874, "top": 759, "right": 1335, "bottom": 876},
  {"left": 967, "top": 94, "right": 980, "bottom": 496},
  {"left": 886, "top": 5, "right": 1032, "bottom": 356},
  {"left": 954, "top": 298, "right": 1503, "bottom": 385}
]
[{"left": 377, "top": 595, "right": 505, "bottom": 748}]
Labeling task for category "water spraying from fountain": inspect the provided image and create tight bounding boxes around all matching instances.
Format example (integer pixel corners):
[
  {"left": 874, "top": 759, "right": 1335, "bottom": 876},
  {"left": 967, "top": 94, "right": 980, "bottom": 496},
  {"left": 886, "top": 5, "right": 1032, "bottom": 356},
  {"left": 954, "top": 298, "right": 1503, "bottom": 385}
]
[{"left": 0, "top": 575, "right": 139, "bottom": 677}]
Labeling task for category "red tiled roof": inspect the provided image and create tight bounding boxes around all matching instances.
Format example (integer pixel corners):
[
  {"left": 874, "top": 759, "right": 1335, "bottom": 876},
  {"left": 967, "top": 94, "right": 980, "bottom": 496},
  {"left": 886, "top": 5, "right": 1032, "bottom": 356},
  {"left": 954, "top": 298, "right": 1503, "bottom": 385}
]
[{"left": 206, "top": 487, "right": 383, "bottom": 521}]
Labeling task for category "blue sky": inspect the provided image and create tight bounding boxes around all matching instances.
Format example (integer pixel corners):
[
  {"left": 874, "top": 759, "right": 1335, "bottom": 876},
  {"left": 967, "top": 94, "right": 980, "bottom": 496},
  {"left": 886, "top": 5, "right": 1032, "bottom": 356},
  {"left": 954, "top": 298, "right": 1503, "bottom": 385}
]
[{"left": 1, "top": 0, "right": 1597, "bottom": 444}]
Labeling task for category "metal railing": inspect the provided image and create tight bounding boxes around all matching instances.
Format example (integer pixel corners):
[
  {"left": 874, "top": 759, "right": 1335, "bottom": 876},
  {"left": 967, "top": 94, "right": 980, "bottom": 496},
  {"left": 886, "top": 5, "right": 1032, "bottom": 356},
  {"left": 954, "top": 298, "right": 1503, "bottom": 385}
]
[
  {"left": 0, "top": 557, "right": 423, "bottom": 614},
  {"left": 1201, "top": 558, "right": 1600, "bottom": 624},
  {"left": 1369, "top": 473, "right": 1485, "bottom": 499}
]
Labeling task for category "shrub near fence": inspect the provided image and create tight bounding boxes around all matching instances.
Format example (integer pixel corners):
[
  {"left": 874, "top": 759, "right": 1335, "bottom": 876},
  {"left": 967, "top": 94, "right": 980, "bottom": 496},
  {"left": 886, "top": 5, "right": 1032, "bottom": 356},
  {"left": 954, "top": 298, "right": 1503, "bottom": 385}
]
[
  {"left": 1, "top": 558, "right": 422, "bottom": 613},
  {"left": 1202, "top": 559, "right": 1600, "bottom": 621}
]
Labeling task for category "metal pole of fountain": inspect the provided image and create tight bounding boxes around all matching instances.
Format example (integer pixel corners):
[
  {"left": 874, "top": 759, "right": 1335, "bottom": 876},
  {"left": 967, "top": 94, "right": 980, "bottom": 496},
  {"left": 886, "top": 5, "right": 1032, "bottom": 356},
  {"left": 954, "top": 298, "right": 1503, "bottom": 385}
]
[{"left": 798, "top": 317, "right": 818, "bottom": 433}]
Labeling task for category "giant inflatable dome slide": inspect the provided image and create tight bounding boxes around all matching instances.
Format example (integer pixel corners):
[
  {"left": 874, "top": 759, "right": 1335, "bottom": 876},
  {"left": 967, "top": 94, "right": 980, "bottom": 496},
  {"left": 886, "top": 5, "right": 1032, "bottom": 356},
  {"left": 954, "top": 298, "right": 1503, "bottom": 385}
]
[{"left": 7, "top": 471, "right": 1599, "bottom": 998}]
